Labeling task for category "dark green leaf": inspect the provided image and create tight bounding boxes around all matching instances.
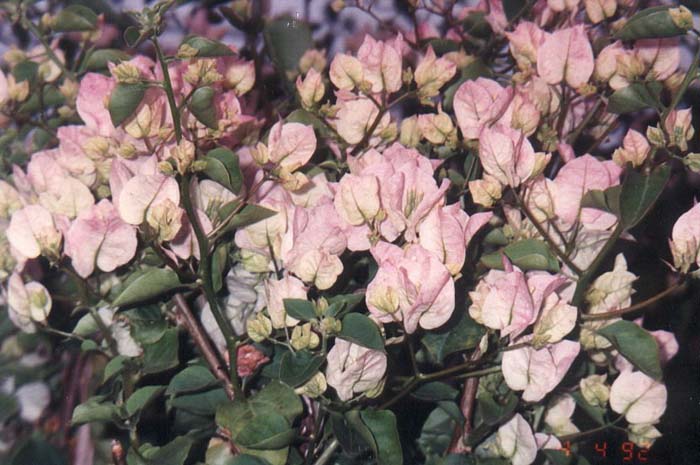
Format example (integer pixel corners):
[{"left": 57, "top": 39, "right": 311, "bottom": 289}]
[
  {"left": 0, "top": 393, "right": 18, "bottom": 423},
  {"left": 180, "top": 35, "right": 234, "bottom": 57},
  {"left": 80, "top": 49, "right": 130, "bottom": 72},
  {"left": 18, "top": 87, "right": 65, "bottom": 114},
  {"left": 251, "top": 380, "right": 303, "bottom": 423},
  {"left": 421, "top": 312, "right": 485, "bottom": 362},
  {"left": 461, "top": 12, "right": 492, "bottom": 39},
  {"left": 358, "top": 409, "right": 403, "bottom": 465},
  {"left": 264, "top": 17, "right": 313, "bottom": 73},
  {"left": 615, "top": 6, "right": 692, "bottom": 40},
  {"left": 123, "top": 26, "right": 143, "bottom": 48},
  {"left": 168, "top": 388, "right": 228, "bottom": 416},
  {"left": 279, "top": 350, "right": 324, "bottom": 387},
  {"left": 189, "top": 86, "right": 218, "bottom": 129},
  {"left": 52, "top": 5, "right": 97, "bottom": 32},
  {"left": 9, "top": 437, "right": 67, "bottom": 465},
  {"left": 142, "top": 328, "right": 179, "bottom": 374},
  {"left": 607, "top": 82, "right": 663, "bottom": 114},
  {"left": 72, "top": 396, "right": 122, "bottom": 425},
  {"left": 580, "top": 186, "right": 621, "bottom": 215},
  {"left": 326, "top": 292, "right": 365, "bottom": 318},
  {"left": 283, "top": 298, "right": 317, "bottom": 321},
  {"left": 112, "top": 268, "right": 181, "bottom": 307},
  {"left": 475, "top": 391, "right": 518, "bottom": 426},
  {"left": 226, "top": 204, "right": 277, "bottom": 231},
  {"left": 126, "top": 385, "right": 165, "bottom": 417},
  {"left": 619, "top": 165, "right": 671, "bottom": 229},
  {"left": 166, "top": 365, "right": 217, "bottom": 395},
  {"left": 503, "top": 0, "right": 527, "bottom": 20},
  {"left": 418, "top": 404, "right": 460, "bottom": 459},
  {"left": 231, "top": 456, "right": 273, "bottom": 465},
  {"left": 124, "top": 306, "right": 167, "bottom": 344},
  {"left": 205, "top": 147, "right": 243, "bottom": 194},
  {"left": 412, "top": 382, "right": 459, "bottom": 402},
  {"left": 598, "top": 320, "right": 662, "bottom": 379},
  {"left": 103, "top": 355, "right": 128, "bottom": 382},
  {"left": 339, "top": 313, "right": 384, "bottom": 351},
  {"left": 425, "top": 39, "right": 460, "bottom": 55},
  {"left": 12, "top": 61, "right": 39, "bottom": 84},
  {"left": 235, "top": 411, "right": 295, "bottom": 450},
  {"left": 129, "top": 436, "right": 193, "bottom": 465},
  {"left": 481, "top": 239, "right": 560, "bottom": 272},
  {"left": 571, "top": 391, "right": 606, "bottom": 426},
  {"left": 109, "top": 83, "right": 147, "bottom": 127}
]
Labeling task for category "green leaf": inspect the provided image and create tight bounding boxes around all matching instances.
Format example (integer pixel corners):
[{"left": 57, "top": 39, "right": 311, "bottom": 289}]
[
  {"left": 412, "top": 382, "right": 459, "bottom": 402},
  {"left": 104, "top": 355, "right": 128, "bottom": 382},
  {"left": 615, "top": 6, "right": 692, "bottom": 40},
  {"left": 189, "top": 86, "right": 218, "bottom": 129},
  {"left": 205, "top": 147, "right": 243, "bottom": 194},
  {"left": 571, "top": 391, "right": 606, "bottom": 426},
  {"left": 421, "top": 312, "right": 485, "bottom": 363},
  {"left": 72, "top": 396, "right": 122, "bottom": 425},
  {"left": 226, "top": 204, "right": 278, "bottom": 231},
  {"left": 235, "top": 411, "right": 295, "bottom": 450},
  {"left": 580, "top": 186, "right": 621, "bottom": 216},
  {"left": 52, "top": 5, "right": 98, "bottom": 32},
  {"left": 418, "top": 404, "right": 460, "bottom": 459},
  {"left": 424, "top": 39, "right": 460, "bottom": 55},
  {"left": 598, "top": 320, "right": 662, "bottom": 379},
  {"left": 126, "top": 386, "right": 165, "bottom": 417},
  {"left": 9, "top": 437, "right": 67, "bottom": 465},
  {"left": 142, "top": 328, "right": 179, "bottom": 374},
  {"left": 283, "top": 298, "right": 317, "bottom": 321},
  {"left": 618, "top": 165, "right": 671, "bottom": 229},
  {"left": 356, "top": 409, "right": 403, "bottom": 465},
  {"left": 475, "top": 391, "right": 518, "bottom": 426},
  {"left": 461, "top": 12, "right": 492, "bottom": 39},
  {"left": 279, "top": 350, "right": 324, "bottom": 387},
  {"left": 109, "top": 83, "right": 147, "bottom": 127},
  {"left": 80, "top": 49, "right": 130, "bottom": 72},
  {"left": 338, "top": 313, "right": 385, "bottom": 351},
  {"left": 180, "top": 35, "right": 234, "bottom": 58},
  {"left": 168, "top": 388, "right": 228, "bottom": 416},
  {"left": 264, "top": 17, "right": 313, "bottom": 73},
  {"left": 0, "top": 393, "right": 18, "bottom": 424},
  {"left": 251, "top": 381, "right": 303, "bottom": 422},
  {"left": 112, "top": 268, "right": 181, "bottom": 307},
  {"left": 481, "top": 239, "right": 560, "bottom": 272},
  {"left": 607, "top": 82, "right": 663, "bottom": 114},
  {"left": 326, "top": 292, "right": 365, "bottom": 318},
  {"left": 167, "top": 365, "right": 217, "bottom": 395},
  {"left": 17, "top": 87, "right": 65, "bottom": 114},
  {"left": 230, "top": 456, "right": 273, "bottom": 465},
  {"left": 124, "top": 306, "right": 167, "bottom": 344},
  {"left": 123, "top": 26, "right": 144, "bottom": 48},
  {"left": 503, "top": 0, "right": 527, "bottom": 20},
  {"left": 12, "top": 61, "right": 39, "bottom": 84},
  {"left": 129, "top": 436, "right": 193, "bottom": 465}
]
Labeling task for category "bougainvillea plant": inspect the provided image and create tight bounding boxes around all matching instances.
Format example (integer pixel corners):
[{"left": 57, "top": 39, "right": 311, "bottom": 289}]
[{"left": 0, "top": 0, "right": 699, "bottom": 464}]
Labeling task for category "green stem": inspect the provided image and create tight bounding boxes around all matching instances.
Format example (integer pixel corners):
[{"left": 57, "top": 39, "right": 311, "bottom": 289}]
[
  {"left": 152, "top": 38, "right": 182, "bottom": 142},
  {"left": 180, "top": 175, "right": 242, "bottom": 397},
  {"left": 23, "top": 19, "right": 75, "bottom": 80}
]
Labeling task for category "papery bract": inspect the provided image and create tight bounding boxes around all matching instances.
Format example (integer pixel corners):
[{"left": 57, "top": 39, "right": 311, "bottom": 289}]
[
  {"left": 264, "top": 274, "right": 307, "bottom": 329},
  {"left": 7, "top": 273, "right": 52, "bottom": 334},
  {"left": 635, "top": 38, "right": 680, "bottom": 82},
  {"left": 325, "top": 338, "right": 387, "bottom": 401},
  {"left": 454, "top": 78, "right": 513, "bottom": 140},
  {"left": 118, "top": 173, "right": 180, "bottom": 226},
  {"left": 584, "top": 0, "right": 616, "bottom": 23},
  {"left": 414, "top": 46, "right": 457, "bottom": 99},
  {"left": 506, "top": 22, "right": 545, "bottom": 71},
  {"left": 356, "top": 34, "right": 403, "bottom": 94},
  {"left": 544, "top": 395, "right": 579, "bottom": 435},
  {"left": 613, "top": 129, "right": 650, "bottom": 167},
  {"left": 537, "top": 26, "right": 594, "bottom": 89},
  {"left": 334, "top": 173, "right": 381, "bottom": 226},
  {"left": 329, "top": 54, "right": 364, "bottom": 90},
  {"left": 501, "top": 338, "right": 580, "bottom": 402},
  {"left": 610, "top": 371, "right": 667, "bottom": 424},
  {"left": 476, "top": 414, "right": 537, "bottom": 465},
  {"left": 76, "top": 73, "right": 116, "bottom": 135},
  {"left": 267, "top": 122, "right": 317, "bottom": 172},
  {"left": 366, "top": 242, "right": 454, "bottom": 334},
  {"left": 669, "top": 202, "right": 700, "bottom": 272},
  {"left": 6, "top": 204, "right": 62, "bottom": 259},
  {"left": 65, "top": 199, "right": 137, "bottom": 278}
]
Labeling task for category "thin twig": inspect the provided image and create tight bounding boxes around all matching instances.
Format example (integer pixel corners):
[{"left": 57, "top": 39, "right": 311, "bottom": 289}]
[
  {"left": 582, "top": 280, "right": 685, "bottom": 321},
  {"left": 173, "top": 293, "right": 236, "bottom": 399}
]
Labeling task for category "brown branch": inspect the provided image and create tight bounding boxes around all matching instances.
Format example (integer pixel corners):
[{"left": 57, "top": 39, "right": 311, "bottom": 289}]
[
  {"left": 447, "top": 349, "right": 483, "bottom": 454},
  {"left": 173, "top": 293, "right": 235, "bottom": 399},
  {"left": 582, "top": 280, "right": 686, "bottom": 321}
]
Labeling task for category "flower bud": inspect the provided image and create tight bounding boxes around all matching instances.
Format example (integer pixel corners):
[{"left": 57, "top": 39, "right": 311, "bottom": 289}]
[
  {"left": 298, "top": 49, "right": 327, "bottom": 75},
  {"left": 580, "top": 374, "right": 610, "bottom": 408},
  {"left": 646, "top": 124, "right": 666, "bottom": 147},
  {"left": 469, "top": 176, "right": 503, "bottom": 208},
  {"left": 177, "top": 43, "right": 199, "bottom": 59},
  {"left": 290, "top": 323, "right": 320, "bottom": 350},
  {"left": 112, "top": 62, "right": 141, "bottom": 84},
  {"left": 168, "top": 140, "right": 196, "bottom": 175},
  {"left": 246, "top": 313, "right": 273, "bottom": 342},
  {"left": 295, "top": 372, "right": 327, "bottom": 397},
  {"left": 225, "top": 60, "right": 255, "bottom": 96},
  {"left": 628, "top": 423, "right": 662, "bottom": 448},
  {"left": 418, "top": 111, "right": 456, "bottom": 145},
  {"left": 612, "top": 129, "right": 650, "bottom": 167},
  {"left": 8, "top": 76, "right": 29, "bottom": 102},
  {"left": 320, "top": 316, "right": 342, "bottom": 335},
  {"left": 296, "top": 68, "right": 325, "bottom": 110},
  {"left": 251, "top": 142, "right": 269, "bottom": 165},
  {"left": 682, "top": 152, "right": 700, "bottom": 173},
  {"left": 146, "top": 199, "right": 183, "bottom": 242}
]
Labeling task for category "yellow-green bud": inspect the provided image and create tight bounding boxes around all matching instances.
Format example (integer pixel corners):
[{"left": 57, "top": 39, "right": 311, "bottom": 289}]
[
  {"left": 294, "top": 372, "right": 327, "bottom": 397},
  {"left": 246, "top": 313, "right": 273, "bottom": 342}
]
